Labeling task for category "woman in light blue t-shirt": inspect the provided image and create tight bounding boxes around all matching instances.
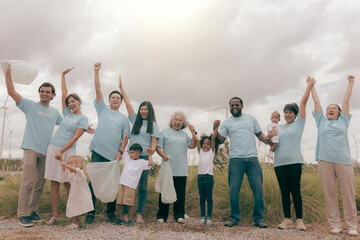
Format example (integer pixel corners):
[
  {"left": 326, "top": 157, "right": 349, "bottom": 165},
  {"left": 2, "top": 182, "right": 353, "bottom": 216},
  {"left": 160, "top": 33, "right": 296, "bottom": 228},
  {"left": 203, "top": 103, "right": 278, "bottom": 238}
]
[
  {"left": 310, "top": 75, "right": 357, "bottom": 237},
  {"left": 44, "top": 68, "right": 90, "bottom": 225},
  {"left": 119, "top": 77, "right": 159, "bottom": 223},
  {"left": 272, "top": 77, "right": 315, "bottom": 231}
]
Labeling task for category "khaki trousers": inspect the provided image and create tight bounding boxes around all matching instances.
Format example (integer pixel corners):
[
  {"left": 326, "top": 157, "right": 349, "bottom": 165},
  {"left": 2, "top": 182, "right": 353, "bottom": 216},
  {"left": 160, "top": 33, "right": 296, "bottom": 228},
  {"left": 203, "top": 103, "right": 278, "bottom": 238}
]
[
  {"left": 17, "top": 149, "right": 46, "bottom": 217},
  {"left": 318, "top": 160, "right": 357, "bottom": 230}
]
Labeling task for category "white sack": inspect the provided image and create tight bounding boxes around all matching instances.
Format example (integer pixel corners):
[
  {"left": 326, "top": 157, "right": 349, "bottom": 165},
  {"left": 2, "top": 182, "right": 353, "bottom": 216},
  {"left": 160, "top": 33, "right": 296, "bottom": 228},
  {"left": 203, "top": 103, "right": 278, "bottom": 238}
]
[
  {"left": 87, "top": 160, "right": 121, "bottom": 203},
  {"left": 1, "top": 60, "right": 38, "bottom": 85},
  {"left": 155, "top": 161, "right": 177, "bottom": 204}
]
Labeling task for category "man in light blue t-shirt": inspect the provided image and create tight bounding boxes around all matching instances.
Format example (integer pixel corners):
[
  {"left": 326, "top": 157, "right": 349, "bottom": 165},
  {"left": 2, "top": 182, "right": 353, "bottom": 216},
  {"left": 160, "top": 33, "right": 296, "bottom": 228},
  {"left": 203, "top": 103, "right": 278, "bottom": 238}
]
[
  {"left": 86, "top": 63, "right": 130, "bottom": 224},
  {"left": 215, "top": 97, "right": 269, "bottom": 228},
  {"left": 4, "top": 64, "right": 62, "bottom": 228}
]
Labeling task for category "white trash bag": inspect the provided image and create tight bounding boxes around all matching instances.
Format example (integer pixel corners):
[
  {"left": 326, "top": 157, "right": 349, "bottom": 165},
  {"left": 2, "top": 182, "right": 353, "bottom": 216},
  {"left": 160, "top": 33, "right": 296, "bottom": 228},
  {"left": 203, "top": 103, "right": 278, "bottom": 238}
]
[
  {"left": 1, "top": 60, "right": 38, "bottom": 85},
  {"left": 87, "top": 160, "right": 121, "bottom": 203},
  {"left": 155, "top": 160, "right": 177, "bottom": 204}
]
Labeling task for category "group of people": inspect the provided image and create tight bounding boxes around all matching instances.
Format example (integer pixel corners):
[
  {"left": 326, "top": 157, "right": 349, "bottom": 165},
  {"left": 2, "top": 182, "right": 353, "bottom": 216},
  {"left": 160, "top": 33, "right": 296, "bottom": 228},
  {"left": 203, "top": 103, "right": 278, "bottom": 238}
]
[{"left": 4, "top": 63, "right": 358, "bottom": 236}]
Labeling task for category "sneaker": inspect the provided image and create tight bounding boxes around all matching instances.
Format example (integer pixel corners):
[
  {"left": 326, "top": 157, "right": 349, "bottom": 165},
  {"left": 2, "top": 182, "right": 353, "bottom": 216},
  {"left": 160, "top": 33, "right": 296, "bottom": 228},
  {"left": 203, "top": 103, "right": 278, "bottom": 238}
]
[
  {"left": 330, "top": 228, "right": 342, "bottom": 235},
  {"left": 123, "top": 214, "right": 129, "bottom": 223},
  {"left": 65, "top": 223, "right": 78, "bottom": 230},
  {"left": 45, "top": 217, "right": 57, "bottom": 226},
  {"left": 206, "top": 218, "right": 213, "bottom": 226},
  {"left": 29, "top": 212, "right": 43, "bottom": 223},
  {"left": 278, "top": 218, "right": 293, "bottom": 229},
  {"left": 184, "top": 214, "right": 190, "bottom": 219},
  {"left": 295, "top": 219, "right": 306, "bottom": 231},
  {"left": 199, "top": 217, "right": 206, "bottom": 225},
  {"left": 127, "top": 220, "right": 135, "bottom": 226},
  {"left": 114, "top": 219, "right": 125, "bottom": 225},
  {"left": 85, "top": 214, "right": 94, "bottom": 224},
  {"left": 348, "top": 229, "right": 358, "bottom": 236},
  {"left": 156, "top": 218, "right": 165, "bottom": 224},
  {"left": 176, "top": 218, "right": 185, "bottom": 224},
  {"left": 267, "top": 151, "right": 274, "bottom": 159},
  {"left": 136, "top": 214, "right": 144, "bottom": 224},
  {"left": 107, "top": 213, "right": 118, "bottom": 223},
  {"left": 19, "top": 216, "right": 33, "bottom": 227},
  {"left": 224, "top": 220, "right": 238, "bottom": 227},
  {"left": 255, "top": 220, "right": 268, "bottom": 228}
]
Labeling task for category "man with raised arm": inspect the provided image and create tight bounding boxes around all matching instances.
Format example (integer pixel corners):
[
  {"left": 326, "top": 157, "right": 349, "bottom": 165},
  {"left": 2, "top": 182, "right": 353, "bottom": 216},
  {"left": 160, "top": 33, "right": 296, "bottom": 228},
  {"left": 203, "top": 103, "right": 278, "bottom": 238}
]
[
  {"left": 4, "top": 64, "right": 62, "bottom": 227},
  {"left": 86, "top": 62, "right": 130, "bottom": 224},
  {"left": 214, "top": 97, "right": 269, "bottom": 228}
]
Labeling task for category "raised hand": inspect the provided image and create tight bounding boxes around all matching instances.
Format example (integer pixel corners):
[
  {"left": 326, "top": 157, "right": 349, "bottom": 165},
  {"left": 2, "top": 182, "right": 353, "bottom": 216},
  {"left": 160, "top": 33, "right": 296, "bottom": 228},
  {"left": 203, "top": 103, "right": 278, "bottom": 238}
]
[
  {"left": 54, "top": 151, "right": 63, "bottom": 160},
  {"left": 62, "top": 67, "right": 74, "bottom": 76},
  {"left": 119, "top": 75, "right": 123, "bottom": 89},
  {"left": 94, "top": 62, "right": 101, "bottom": 71},
  {"left": 6, "top": 64, "right": 11, "bottom": 75},
  {"left": 187, "top": 123, "right": 196, "bottom": 133},
  {"left": 213, "top": 120, "right": 221, "bottom": 131},
  {"left": 146, "top": 148, "right": 155, "bottom": 156},
  {"left": 348, "top": 75, "right": 355, "bottom": 83},
  {"left": 306, "top": 76, "right": 316, "bottom": 86}
]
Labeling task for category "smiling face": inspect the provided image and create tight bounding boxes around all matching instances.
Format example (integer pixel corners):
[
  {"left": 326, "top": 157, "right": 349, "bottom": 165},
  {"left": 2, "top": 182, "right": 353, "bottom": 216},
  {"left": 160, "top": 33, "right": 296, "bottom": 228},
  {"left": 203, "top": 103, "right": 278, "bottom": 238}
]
[
  {"left": 140, "top": 105, "right": 149, "bottom": 120},
  {"left": 171, "top": 114, "right": 185, "bottom": 131},
  {"left": 326, "top": 104, "right": 340, "bottom": 120},
  {"left": 129, "top": 150, "right": 141, "bottom": 160},
  {"left": 202, "top": 138, "right": 211, "bottom": 152},
  {"left": 39, "top": 86, "right": 55, "bottom": 104},
  {"left": 284, "top": 110, "right": 296, "bottom": 124},
  {"left": 109, "top": 93, "right": 122, "bottom": 110},
  {"left": 270, "top": 112, "right": 280, "bottom": 124},
  {"left": 67, "top": 96, "right": 81, "bottom": 114},
  {"left": 230, "top": 99, "right": 243, "bottom": 117},
  {"left": 67, "top": 158, "right": 78, "bottom": 168}
]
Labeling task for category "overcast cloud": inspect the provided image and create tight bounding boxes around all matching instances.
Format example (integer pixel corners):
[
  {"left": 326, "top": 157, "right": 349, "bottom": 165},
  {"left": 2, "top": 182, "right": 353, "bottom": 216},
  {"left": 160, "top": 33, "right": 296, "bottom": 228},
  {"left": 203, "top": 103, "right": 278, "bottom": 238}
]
[{"left": 0, "top": 0, "right": 359, "bottom": 161}]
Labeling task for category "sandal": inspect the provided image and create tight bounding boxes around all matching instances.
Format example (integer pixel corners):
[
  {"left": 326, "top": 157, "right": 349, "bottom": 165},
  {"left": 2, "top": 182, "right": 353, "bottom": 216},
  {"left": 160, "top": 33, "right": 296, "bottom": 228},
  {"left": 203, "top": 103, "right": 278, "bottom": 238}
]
[
  {"left": 45, "top": 217, "right": 57, "bottom": 225},
  {"left": 65, "top": 223, "right": 78, "bottom": 230}
]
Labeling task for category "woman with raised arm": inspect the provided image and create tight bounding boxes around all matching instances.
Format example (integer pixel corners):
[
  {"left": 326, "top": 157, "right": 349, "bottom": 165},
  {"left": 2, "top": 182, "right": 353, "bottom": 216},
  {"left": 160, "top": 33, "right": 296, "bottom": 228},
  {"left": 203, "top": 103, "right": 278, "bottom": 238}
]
[
  {"left": 271, "top": 77, "right": 315, "bottom": 231},
  {"left": 119, "top": 76, "right": 159, "bottom": 224},
  {"left": 311, "top": 75, "right": 357, "bottom": 237},
  {"left": 44, "top": 68, "right": 90, "bottom": 225}
]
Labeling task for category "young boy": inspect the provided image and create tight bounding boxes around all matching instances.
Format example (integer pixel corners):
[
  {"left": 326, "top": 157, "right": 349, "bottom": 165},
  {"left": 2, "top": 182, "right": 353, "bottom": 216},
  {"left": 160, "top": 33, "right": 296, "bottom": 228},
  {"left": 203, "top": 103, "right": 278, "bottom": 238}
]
[
  {"left": 115, "top": 133, "right": 153, "bottom": 226},
  {"left": 267, "top": 111, "right": 281, "bottom": 159}
]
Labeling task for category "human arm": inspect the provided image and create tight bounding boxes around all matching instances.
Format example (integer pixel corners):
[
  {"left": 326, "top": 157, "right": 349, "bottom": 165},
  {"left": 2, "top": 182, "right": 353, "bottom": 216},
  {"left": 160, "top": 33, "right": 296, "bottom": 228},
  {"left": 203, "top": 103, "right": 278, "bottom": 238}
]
[
  {"left": 342, "top": 75, "right": 355, "bottom": 115},
  {"left": 61, "top": 67, "right": 74, "bottom": 110},
  {"left": 156, "top": 146, "right": 169, "bottom": 161},
  {"left": 117, "top": 132, "right": 129, "bottom": 160},
  {"left": 59, "top": 159, "right": 77, "bottom": 173},
  {"left": 188, "top": 123, "right": 200, "bottom": 152},
  {"left": 119, "top": 75, "right": 135, "bottom": 117},
  {"left": 211, "top": 127, "right": 218, "bottom": 152},
  {"left": 54, "top": 128, "right": 86, "bottom": 159},
  {"left": 187, "top": 123, "right": 197, "bottom": 149},
  {"left": 310, "top": 82, "right": 322, "bottom": 114},
  {"left": 255, "top": 131, "right": 268, "bottom": 144},
  {"left": 94, "top": 62, "right": 103, "bottom": 103},
  {"left": 146, "top": 148, "right": 154, "bottom": 166},
  {"left": 299, "top": 76, "right": 316, "bottom": 118},
  {"left": 147, "top": 137, "right": 157, "bottom": 156},
  {"left": 213, "top": 120, "right": 226, "bottom": 143},
  {"left": 4, "top": 64, "right": 21, "bottom": 104}
]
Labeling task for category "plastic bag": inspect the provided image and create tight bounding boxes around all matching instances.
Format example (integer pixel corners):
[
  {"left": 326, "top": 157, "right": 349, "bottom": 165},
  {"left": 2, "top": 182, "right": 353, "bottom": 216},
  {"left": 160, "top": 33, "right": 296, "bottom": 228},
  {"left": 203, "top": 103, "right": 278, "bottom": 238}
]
[
  {"left": 1, "top": 60, "right": 38, "bottom": 85},
  {"left": 155, "top": 161, "right": 177, "bottom": 204},
  {"left": 87, "top": 160, "right": 121, "bottom": 203}
]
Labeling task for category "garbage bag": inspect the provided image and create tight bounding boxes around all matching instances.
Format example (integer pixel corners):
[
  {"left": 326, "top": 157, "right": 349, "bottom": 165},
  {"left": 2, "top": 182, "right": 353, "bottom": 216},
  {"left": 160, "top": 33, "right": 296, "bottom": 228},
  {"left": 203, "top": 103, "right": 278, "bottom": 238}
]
[
  {"left": 1, "top": 60, "right": 38, "bottom": 85},
  {"left": 155, "top": 161, "right": 177, "bottom": 204},
  {"left": 87, "top": 160, "right": 121, "bottom": 203}
]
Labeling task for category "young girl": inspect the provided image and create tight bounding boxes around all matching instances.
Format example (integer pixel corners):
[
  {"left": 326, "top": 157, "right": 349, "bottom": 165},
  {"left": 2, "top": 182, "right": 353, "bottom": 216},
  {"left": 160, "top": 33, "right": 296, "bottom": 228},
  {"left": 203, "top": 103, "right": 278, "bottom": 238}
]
[
  {"left": 59, "top": 156, "right": 94, "bottom": 229},
  {"left": 189, "top": 124, "right": 218, "bottom": 226}
]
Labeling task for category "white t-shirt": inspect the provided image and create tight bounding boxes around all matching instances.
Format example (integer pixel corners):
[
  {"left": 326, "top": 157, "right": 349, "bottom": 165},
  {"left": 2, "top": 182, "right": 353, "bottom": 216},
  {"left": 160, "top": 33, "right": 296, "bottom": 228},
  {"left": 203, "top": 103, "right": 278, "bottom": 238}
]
[
  {"left": 119, "top": 152, "right": 151, "bottom": 189},
  {"left": 198, "top": 149, "right": 215, "bottom": 175},
  {"left": 267, "top": 123, "right": 281, "bottom": 143}
]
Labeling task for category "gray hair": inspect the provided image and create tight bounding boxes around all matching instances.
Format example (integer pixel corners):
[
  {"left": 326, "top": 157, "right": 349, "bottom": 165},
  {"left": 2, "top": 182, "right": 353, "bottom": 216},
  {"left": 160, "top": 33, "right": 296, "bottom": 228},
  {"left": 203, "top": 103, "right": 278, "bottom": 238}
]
[{"left": 169, "top": 111, "right": 187, "bottom": 130}]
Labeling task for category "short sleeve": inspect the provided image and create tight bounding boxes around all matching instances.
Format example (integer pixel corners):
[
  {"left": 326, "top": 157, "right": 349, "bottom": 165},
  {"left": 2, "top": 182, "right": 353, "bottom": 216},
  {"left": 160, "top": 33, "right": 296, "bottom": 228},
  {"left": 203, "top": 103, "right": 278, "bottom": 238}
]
[
  {"left": 75, "top": 168, "right": 86, "bottom": 179},
  {"left": 158, "top": 130, "right": 165, "bottom": 148},
  {"left": 339, "top": 112, "right": 351, "bottom": 127},
  {"left": 219, "top": 121, "right": 228, "bottom": 138},
  {"left": 267, "top": 123, "right": 273, "bottom": 132},
  {"left": 78, "top": 116, "right": 89, "bottom": 130},
  {"left": 122, "top": 152, "right": 130, "bottom": 164},
  {"left": 312, "top": 109, "right": 324, "bottom": 127},
  {"left": 122, "top": 118, "right": 131, "bottom": 139},
  {"left": 56, "top": 110, "right": 63, "bottom": 125},
  {"left": 253, "top": 117, "right": 261, "bottom": 134},
  {"left": 62, "top": 107, "right": 71, "bottom": 117},
  {"left": 186, "top": 133, "right": 192, "bottom": 148},
  {"left": 94, "top": 98, "right": 106, "bottom": 116},
  {"left": 151, "top": 122, "right": 160, "bottom": 138},
  {"left": 16, "top": 97, "right": 31, "bottom": 114},
  {"left": 129, "top": 113, "right": 136, "bottom": 125}
]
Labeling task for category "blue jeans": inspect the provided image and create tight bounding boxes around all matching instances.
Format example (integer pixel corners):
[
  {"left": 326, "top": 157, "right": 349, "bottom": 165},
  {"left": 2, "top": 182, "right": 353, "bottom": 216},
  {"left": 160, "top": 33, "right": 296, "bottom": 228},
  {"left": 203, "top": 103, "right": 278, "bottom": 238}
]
[
  {"left": 124, "top": 155, "right": 149, "bottom": 214},
  {"left": 198, "top": 174, "right": 214, "bottom": 218},
  {"left": 228, "top": 157, "right": 264, "bottom": 223}
]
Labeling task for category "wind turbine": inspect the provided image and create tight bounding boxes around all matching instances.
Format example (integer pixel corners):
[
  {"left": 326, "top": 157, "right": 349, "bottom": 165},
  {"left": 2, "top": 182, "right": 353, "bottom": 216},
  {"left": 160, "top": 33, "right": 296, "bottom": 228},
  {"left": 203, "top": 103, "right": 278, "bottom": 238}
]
[
  {"left": 351, "top": 134, "right": 359, "bottom": 162},
  {"left": 199, "top": 105, "right": 229, "bottom": 119},
  {"left": 0, "top": 95, "right": 9, "bottom": 159}
]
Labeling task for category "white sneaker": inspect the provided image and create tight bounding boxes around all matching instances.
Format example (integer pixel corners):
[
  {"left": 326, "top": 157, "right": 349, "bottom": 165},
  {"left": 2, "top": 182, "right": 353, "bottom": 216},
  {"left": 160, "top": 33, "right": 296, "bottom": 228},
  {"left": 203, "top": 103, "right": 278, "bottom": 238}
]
[
  {"left": 278, "top": 218, "right": 293, "bottom": 229},
  {"left": 295, "top": 219, "right": 306, "bottom": 231},
  {"left": 330, "top": 228, "right": 342, "bottom": 235},
  {"left": 348, "top": 229, "right": 358, "bottom": 236},
  {"left": 267, "top": 151, "right": 274, "bottom": 159},
  {"left": 156, "top": 218, "right": 164, "bottom": 223}
]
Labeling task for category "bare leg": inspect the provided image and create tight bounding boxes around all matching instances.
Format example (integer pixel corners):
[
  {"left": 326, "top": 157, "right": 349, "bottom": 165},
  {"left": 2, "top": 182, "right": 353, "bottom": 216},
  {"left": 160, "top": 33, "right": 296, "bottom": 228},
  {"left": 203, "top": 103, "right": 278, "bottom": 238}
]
[
  {"left": 50, "top": 181, "right": 60, "bottom": 218},
  {"left": 128, "top": 206, "right": 134, "bottom": 220},
  {"left": 118, "top": 205, "right": 124, "bottom": 219},
  {"left": 72, "top": 216, "right": 79, "bottom": 224},
  {"left": 64, "top": 182, "right": 70, "bottom": 197}
]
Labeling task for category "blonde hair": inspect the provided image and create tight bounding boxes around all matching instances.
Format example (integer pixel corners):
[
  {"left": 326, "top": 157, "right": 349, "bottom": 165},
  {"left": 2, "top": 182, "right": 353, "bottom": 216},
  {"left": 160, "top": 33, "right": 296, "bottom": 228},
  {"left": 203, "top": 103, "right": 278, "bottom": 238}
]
[{"left": 68, "top": 155, "right": 85, "bottom": 170}]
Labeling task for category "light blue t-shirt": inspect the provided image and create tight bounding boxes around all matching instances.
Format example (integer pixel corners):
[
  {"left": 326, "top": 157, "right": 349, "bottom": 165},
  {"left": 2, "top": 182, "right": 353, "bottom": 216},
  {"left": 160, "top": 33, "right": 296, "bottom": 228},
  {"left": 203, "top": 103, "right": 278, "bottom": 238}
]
[
  {"left": 274, "top": 116, "right": 305, "bottom": 167},
  {"left": 89, "top": 98, "right": 130, "bottom": 161},
  {"left": 16, "top": 97, "right": 62, "bottom": 155},
  {"left": 50, "top": 107, "right": 88, "bottom": 149},
  {"left": 219, "top": 114, "right": 261, "bottom": 158},
  {"left": 158, "top": 128, "right": 191, "bottom": 177},
  {"left": 313, "top": 109, "right": 352, "bottom": 165},
  {"left": 128, "top": 113, "right": 160, "bottom": 157}
]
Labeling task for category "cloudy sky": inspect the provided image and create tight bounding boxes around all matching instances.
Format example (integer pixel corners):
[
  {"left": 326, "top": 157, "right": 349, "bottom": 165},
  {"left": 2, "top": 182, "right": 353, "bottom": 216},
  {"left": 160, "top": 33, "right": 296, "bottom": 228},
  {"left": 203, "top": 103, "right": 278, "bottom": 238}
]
[{"left": 0, "top": 0, "right": 359, "bottom": 162}]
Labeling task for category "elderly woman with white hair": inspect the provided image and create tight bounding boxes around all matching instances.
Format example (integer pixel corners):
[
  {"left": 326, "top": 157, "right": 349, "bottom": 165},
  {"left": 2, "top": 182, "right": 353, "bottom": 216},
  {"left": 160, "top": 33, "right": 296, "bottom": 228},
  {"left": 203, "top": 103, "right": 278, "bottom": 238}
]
[{"left": 156, "top": 111, "right": 196, "bottom": 224}]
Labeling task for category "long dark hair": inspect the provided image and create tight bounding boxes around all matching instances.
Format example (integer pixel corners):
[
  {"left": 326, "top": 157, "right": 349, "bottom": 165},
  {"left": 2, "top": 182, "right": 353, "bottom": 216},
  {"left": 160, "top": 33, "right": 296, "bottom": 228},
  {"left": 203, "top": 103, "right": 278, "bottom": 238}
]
[{"left": 132, "top": 101, "right": 156, "bottom": 135}]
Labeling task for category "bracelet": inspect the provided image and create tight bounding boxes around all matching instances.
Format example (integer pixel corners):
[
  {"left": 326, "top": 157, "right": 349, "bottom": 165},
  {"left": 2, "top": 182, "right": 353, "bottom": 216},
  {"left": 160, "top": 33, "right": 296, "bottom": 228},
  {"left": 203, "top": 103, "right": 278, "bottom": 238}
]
[{"left": 119, "top": 150, "right": 123, "bottom": 155}]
